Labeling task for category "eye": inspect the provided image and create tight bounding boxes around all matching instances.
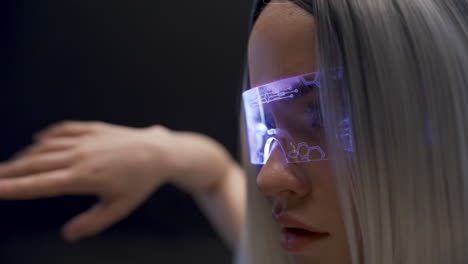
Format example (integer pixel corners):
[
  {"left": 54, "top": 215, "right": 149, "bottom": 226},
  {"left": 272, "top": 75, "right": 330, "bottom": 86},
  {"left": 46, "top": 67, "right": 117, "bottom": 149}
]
[
  {"left": 265, "top": 112, "right": 276, "bottom": 129},
  {"left": 305, "top": 104, "right": 323, "bottom": 128}
]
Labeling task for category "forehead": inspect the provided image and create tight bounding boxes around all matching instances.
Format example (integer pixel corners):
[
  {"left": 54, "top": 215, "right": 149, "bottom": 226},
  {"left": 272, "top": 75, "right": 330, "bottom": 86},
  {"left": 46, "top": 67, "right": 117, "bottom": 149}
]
[{"left": 248, "top": 2, "right": 317, "bottom": 88}]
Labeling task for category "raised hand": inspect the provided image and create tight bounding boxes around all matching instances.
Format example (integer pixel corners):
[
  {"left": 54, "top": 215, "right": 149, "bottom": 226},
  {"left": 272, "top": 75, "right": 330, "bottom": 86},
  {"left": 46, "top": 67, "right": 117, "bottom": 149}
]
[{"left": 0, "top": 121, "right": 182, "bottom": 242}]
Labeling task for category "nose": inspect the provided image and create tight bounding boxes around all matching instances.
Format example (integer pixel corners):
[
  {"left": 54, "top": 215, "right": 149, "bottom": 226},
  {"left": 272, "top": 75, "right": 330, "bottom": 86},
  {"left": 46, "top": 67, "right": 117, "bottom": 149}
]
[{"left": 256, "top": 143, "right": 311, "bottom": 198}]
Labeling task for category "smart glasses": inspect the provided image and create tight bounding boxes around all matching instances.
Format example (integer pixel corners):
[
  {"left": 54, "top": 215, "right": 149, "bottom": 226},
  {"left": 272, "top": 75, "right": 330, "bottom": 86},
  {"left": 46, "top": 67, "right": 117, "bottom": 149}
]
[{"left": 242, "top": 70, "right": 352, "bottom": 165}]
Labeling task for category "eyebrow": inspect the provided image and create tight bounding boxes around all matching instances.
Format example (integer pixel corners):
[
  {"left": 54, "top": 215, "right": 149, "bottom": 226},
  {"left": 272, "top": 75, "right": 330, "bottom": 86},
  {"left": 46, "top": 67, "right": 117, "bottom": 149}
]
[
  {"left": 289, "top": 80, "right": 319, "bottom": 100},
  {"left": 258, "top": 80, "right": 319, "bottom": 108},
  {"left": 245, "top": 73, "right": 320, "bottom": 107}
]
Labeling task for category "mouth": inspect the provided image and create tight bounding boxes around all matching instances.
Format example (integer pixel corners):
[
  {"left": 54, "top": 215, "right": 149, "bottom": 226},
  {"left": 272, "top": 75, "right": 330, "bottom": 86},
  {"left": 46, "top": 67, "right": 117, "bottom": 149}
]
[
  {"left": 280, "top": 227, "right": 330, "bottom": 252},
  {"left": 274, "top": 213, "right": 330, "bottom": 252}
]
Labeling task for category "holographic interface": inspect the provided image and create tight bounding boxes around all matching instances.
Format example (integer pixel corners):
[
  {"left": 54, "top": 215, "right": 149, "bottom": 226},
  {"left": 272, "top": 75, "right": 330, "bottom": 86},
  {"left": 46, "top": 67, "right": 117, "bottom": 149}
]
[{"left": 242, "top": 70, "right": 352, "bottom": 165}]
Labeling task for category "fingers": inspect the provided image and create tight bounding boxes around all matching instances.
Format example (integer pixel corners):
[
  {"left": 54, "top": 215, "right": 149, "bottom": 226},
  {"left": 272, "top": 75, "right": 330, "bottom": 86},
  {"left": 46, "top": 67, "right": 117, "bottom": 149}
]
[
  {"left": 0, "top": 169, "right": 75, "bottom": 200},
  {"left": 35, "top": 121, "right": 105, "bottom": 142},
  {"left": 13, "top": 138, "right": 78, "bottom": 160},
  {"left": 0, "top": 151, "right": 76, "bottom": 178},
  {"left": 62, "top": 199, "right": 135, "bottom": 242}
]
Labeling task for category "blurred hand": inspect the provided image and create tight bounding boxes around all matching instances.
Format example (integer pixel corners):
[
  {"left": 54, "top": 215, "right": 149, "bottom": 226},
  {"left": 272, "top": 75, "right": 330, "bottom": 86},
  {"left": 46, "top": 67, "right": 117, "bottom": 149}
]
[{"left": 0, "top": 121, "right": 181, "bottom": 242}]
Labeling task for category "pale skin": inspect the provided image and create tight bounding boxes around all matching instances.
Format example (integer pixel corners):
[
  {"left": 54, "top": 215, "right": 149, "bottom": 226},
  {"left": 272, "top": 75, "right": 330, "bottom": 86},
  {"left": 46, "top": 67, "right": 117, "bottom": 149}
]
[
  {"left": 0, "top": 122, "right": 245, "bottom": 248},
  {"left": 249, "top": 3, "right": 351, "bottom": 264},
  {"left": 0, "top": 2, "right": 350, "bottom": 264}
]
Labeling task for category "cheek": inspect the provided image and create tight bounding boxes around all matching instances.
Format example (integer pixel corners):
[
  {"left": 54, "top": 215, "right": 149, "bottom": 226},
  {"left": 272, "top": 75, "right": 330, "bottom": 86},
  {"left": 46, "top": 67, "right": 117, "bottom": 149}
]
[
  {"left": 322, "top": 173, "right": 345, "bottom": 225},
  {"left": 303, "top": 162, "right": 338, "bottom": 196},
  {"left": 303, "top": 162, "right": 344, "bottom": 226},
  {"left": 302, "top": 165, "right": 352, "bottom": 262},
  {"left": 313, "top": 167, "right": 350, "bottom": 257}
]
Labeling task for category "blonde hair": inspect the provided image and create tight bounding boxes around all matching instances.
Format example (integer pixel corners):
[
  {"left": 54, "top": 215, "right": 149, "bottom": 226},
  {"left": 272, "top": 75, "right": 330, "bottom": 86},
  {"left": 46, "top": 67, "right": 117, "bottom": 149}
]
[{"left": 237, "top": 0, "right": 468, "bottom": 263}]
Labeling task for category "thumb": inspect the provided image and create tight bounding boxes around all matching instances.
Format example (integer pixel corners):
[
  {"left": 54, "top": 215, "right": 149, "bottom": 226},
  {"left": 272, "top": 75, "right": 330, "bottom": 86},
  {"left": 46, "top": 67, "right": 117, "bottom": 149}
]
[{"left": 62, "top": 199, "right": 134, "bottom": 242}]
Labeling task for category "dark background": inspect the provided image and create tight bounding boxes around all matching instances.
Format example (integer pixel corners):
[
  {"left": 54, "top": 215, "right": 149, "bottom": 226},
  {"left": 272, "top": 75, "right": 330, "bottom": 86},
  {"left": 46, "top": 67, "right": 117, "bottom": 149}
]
[{"left": 1, "top": 0, "right": 252, "bottom": 263}]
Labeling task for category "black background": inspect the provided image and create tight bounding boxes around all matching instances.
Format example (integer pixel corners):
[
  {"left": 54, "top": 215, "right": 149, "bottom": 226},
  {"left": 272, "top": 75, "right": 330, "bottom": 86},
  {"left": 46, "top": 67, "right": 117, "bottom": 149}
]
[{"left": 1, "top": 0, "right": 252, "bottom": 263}]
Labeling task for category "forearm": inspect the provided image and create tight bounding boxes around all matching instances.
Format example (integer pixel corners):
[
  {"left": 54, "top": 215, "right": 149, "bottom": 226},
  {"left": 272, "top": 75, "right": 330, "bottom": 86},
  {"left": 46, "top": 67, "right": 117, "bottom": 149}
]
[
  {"left": 146, "top": 127, "right": 246, "bottom": 249},
  {"left": 192, "top": 161, "right": 245, "bottom": 250}
]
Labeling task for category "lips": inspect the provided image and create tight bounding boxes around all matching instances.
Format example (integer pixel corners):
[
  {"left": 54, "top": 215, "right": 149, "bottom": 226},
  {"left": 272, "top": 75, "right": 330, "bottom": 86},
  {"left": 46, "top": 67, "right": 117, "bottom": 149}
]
[
  {"left": 280, "top": 227, "right": 329, "bottom": 252},
  {"left": 274, "top": 214, "right": 330, "bottom": 252}
]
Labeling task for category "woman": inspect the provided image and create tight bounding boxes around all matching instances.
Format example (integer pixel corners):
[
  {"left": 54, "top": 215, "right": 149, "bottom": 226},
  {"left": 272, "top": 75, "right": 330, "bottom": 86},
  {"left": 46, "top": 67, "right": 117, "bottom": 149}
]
[{"left": 1, "top": 0, "right": 467, "bottom": 263}]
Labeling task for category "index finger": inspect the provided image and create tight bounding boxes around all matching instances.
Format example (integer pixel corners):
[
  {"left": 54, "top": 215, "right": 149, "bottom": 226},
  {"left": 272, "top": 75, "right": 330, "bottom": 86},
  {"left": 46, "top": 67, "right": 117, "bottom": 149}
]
[
  {"left": 34, "top": 121, "right": 99, "bottom": 141},
  {"left": 0, "top": 151, "right": 75, "bottom": 179},
  {"left": 0, "top": 170, "right": 79, "bottom": 200}
]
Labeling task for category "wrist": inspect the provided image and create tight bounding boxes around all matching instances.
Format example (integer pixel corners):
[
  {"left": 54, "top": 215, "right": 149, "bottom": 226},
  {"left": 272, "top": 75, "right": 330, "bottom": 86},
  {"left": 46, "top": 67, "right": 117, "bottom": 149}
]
[
  {"left": 144, "top": 127, "right": 234, "bottom": 195},
  {"left": 140, "top": 125, "right": 187, "bottom": 180}
]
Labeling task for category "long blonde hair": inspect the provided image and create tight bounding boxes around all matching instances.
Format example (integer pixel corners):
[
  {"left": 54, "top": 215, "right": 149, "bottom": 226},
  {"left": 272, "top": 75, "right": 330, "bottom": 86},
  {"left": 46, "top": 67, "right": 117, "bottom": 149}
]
[{"left": 237, "top": 0, "right": 468, "bottom": 263}]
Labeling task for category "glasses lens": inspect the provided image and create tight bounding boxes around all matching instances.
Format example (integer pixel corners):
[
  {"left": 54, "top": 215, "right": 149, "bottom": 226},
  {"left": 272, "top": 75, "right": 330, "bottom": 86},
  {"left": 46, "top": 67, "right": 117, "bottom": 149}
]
[{"left": 243, "top": 72, "right": 329, "bottom": 165}]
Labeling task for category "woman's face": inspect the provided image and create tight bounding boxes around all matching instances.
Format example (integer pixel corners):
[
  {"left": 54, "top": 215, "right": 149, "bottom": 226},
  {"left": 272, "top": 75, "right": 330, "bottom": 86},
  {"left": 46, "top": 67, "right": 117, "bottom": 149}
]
[{"left": 248, "top": 3, "right": 351, "bottom": 264}]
